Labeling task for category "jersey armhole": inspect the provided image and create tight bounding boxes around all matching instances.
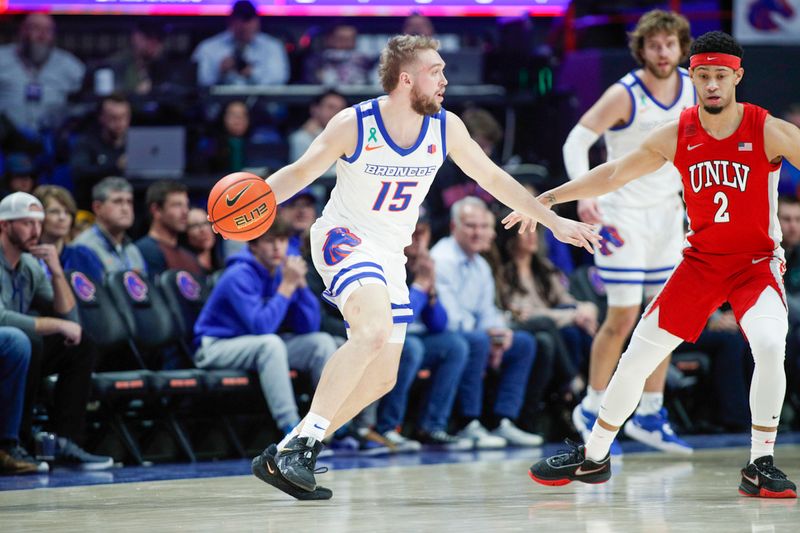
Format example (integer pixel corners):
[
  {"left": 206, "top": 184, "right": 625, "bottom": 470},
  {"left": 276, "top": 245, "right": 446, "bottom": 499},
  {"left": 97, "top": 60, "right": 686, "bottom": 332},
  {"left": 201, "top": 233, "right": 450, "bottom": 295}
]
[
  {"left": 341, "top": 102, "right": 365, "bottom": 163},
  {"left": 440, "top": 108, "right": 448, "bottom": 163},
  {"left": 608, "top": 82, "right": 636, "bottom": 131}
]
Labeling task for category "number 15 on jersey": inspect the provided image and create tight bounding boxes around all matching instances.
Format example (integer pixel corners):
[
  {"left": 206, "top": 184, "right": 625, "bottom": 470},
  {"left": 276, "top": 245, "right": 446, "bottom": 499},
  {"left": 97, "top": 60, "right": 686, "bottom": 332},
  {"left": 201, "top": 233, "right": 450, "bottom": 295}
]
[{"left": 372, "top": 181, "right": 418, "bottom": 212}]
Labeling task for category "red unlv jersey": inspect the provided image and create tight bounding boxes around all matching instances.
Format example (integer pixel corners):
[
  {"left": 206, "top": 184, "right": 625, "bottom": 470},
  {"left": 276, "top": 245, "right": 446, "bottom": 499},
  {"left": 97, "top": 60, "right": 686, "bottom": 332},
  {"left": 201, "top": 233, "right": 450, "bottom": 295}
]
[{"left": 673, "top": 103, "right": 782, "bottom": 256}]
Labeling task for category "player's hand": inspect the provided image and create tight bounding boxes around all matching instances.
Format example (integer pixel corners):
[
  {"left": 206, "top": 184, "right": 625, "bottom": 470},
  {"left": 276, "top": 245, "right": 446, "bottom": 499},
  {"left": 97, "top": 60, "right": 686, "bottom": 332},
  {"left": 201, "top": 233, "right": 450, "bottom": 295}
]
[
  {"left": 551, "top": 216, "right": 601, "bottom": 254},
  {"left": 501, "top": 211, "right": 537, "bottom": 234},
  {"left": 206, "top": 215, "right": 227, "bottom": 240},
  {"left": 577, "top": 199, "right": 603, "bottom": 224}
]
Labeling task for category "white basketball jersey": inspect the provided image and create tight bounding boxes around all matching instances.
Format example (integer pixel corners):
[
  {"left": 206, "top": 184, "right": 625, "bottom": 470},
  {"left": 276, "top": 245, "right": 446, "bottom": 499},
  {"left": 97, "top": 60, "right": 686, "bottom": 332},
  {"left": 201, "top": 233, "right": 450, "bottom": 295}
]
[
  {"left": 321, "top": 97, "right": 447, "bottom": 250},
  {"left": 600, "top": 68, "right": 696, "bottom": 208}
]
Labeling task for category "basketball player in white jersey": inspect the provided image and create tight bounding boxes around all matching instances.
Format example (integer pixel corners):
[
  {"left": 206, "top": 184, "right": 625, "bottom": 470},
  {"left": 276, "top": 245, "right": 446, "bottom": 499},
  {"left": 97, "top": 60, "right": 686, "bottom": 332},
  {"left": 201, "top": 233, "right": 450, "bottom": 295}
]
[
  {"left": 246, "top": 35, "right": 600, "bottom": 499},
  {"left": 563, "top": 10, "right": 694, "bottom": 454}
]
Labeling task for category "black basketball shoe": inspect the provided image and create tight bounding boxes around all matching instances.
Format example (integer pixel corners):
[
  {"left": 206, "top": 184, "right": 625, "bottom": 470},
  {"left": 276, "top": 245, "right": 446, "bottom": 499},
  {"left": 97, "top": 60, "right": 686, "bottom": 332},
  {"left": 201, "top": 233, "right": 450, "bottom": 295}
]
[
  {"left": 275, "top": 436, "right": 326, "bottom": 492},
  {"left": 529, "top": 440, "right": 611, "bottom": 486},
  {"left": 252, "top": 444, "right": 332, "bottom": 500},
  {"left": 738, "top": 456, "right": 797, "bottom": 499}
]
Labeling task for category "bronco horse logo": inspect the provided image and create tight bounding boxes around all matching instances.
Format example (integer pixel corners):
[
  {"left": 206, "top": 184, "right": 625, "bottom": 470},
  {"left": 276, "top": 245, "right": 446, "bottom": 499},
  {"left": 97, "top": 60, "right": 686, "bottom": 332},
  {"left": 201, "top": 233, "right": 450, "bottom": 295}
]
[
  {"left": 323, "top": 227, "right": 362, "bottom": 266},
  {"left": 598, "top": 225, "right": 625, "bottom": 256}
]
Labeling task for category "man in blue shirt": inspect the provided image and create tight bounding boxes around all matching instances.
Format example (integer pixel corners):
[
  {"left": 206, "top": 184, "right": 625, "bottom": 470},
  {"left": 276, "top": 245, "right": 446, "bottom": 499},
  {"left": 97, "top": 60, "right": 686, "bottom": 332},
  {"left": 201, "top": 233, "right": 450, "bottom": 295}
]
[
  {"left": 192, "top": 0, "right": 289, "bottom": 87},
  {"left": 193, "top": 218, "right": 337, "bottom": 438},
  {"left": 431, "top": 196, "right": 543, "bottom": 447},
  {"left": 376, "top": 217, "right": 472, "bottom": 451}
]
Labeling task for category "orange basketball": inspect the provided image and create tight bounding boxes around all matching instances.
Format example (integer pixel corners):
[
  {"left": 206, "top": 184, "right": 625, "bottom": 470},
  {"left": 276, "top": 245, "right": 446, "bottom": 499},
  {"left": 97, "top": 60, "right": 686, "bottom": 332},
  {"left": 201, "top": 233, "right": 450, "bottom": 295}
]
[{"left": 207, "top": 172, "right": 276, "bottom": 241}]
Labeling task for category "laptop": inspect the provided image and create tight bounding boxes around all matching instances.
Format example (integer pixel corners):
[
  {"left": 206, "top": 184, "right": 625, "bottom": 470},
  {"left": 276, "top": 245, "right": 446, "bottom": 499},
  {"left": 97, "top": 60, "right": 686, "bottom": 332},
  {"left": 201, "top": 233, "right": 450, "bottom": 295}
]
[
  {"left": 440, "top": 49, "right": 485, "bottom": 85},
  {"left": 125, "top": 126, "right": 185, "bottom": 179}
]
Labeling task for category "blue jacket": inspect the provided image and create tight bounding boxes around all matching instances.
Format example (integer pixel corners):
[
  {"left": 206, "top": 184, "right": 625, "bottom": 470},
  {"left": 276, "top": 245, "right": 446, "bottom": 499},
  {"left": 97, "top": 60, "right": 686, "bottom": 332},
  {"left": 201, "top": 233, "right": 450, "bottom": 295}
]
[
  {"left": 193, "top": 247, "right": 321, "bottom": 343},
  {"left": 408, "top": 284, "right": 448, "bottom": 334},
  {"left": 60, "top": 244, "right": 105, "bottom": 282}
]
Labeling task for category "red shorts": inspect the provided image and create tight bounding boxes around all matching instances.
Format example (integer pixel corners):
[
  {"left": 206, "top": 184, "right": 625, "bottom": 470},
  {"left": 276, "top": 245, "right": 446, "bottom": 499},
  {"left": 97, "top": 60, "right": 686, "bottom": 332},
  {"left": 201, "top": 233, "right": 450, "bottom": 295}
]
[{"left": 644, "top": 249, "right": 786, "bottom": 342}]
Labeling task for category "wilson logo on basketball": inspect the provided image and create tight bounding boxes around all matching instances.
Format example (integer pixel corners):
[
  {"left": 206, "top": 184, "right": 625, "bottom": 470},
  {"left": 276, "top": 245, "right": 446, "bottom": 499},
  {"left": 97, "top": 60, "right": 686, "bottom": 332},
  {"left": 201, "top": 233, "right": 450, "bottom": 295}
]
[{"left": 234, "top": 202, "right": 270, "bottom": 228}]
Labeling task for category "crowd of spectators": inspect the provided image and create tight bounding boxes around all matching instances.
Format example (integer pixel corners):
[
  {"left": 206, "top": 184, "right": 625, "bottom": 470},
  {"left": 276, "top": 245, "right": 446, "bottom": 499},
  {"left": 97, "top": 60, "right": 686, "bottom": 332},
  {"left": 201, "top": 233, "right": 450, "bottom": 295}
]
[{"left": 2, "top": 3, "right": 800, "bottom": 475}]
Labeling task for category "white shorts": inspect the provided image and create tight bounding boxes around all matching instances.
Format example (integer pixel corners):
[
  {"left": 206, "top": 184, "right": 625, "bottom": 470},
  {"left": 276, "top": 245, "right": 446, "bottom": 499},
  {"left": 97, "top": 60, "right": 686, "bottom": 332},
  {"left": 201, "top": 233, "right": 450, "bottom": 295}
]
[
  {"left": 309, "top": 218, "right": 410, "bottom": 343},
  {"left": 594, "top": 196, "right": 684, "bottom": 307}
]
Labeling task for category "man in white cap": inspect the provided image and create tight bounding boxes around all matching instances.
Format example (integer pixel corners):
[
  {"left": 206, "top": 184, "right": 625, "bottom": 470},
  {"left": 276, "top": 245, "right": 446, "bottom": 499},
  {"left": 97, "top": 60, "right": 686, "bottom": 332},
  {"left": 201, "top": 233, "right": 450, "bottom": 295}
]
[{"left": 0, "top": 192, "right": 113, "bottom": 470}]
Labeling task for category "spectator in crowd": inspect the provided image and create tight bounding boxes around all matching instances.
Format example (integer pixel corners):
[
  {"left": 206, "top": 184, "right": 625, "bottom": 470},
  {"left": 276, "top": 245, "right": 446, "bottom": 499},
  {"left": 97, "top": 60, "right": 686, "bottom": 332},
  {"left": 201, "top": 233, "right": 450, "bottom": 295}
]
[
  {"left": 193, "top": 218, "right": 337, "bottom": 439},
  {"left": 778, "top": 195, "right": 800, "bottom": 393},
  {"left": 70, "top": 94, "right": 131, "bottom": 209},
  {"left": 778, "top": 105, "right": 800, "bottom": 197},
  {"left": 192, "top": 0, "right": 290, "bottom": 87},
  {"left": 0, "top": 14, "right": 85, "bottom": 134},
  {"left": 288, "top": 90, "right": 347, "bottom": 178},
  {"left": 102, "top": 20, "right": 168, "bottom": 95},
  {"left": 199, "top": 100, "right": 259, "bottom": 174},
  {"left": 33, "top": 185, "right": 104, "bottom": 282},
  {"left": 2, "top": 152, "right": 38, "bottom": 196},
  {"left": 135, "top": 181, "right": 201, "bottom": 276},
  {"left": 0, "top": 327, "right": 47, "bottom": 475},
  {"left": 428, "top": 108, "right": 501, "bottom": 241},
  {"left": 500, "top": 227, "right": 596, "bottom": 376},
  {"left": 430, "top": 196, "right": 543, "bottom": 448},
  {"left": 279, "top": 187, "right": 318, "bottom": 257},
  {"left": 73, "top": 177, "right": 147, "bottom": 275},
  {"left": 0, "top": 192, "right": 112, "bottom": 469},
  {"left": 303, "top": 23, "right": 376, "bottom": 85},
  {"left": 497, "top": 226, "right": 595, "bottom": 430},
  {"left": 376, "top": 217, "right": 472, "bottom": 451},
  {"left": 186, "top": 207, "right": 223, "bottom": 275},
  {"left": 402, "top": 14, "right": 435, "bottom": 37}
]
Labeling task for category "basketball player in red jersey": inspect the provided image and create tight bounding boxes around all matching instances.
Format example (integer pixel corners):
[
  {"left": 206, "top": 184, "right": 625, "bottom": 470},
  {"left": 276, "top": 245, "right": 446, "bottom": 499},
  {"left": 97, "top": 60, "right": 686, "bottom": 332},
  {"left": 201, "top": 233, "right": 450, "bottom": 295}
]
[{"left": 513, "top": 31, "right": 799, "bottom": 497}]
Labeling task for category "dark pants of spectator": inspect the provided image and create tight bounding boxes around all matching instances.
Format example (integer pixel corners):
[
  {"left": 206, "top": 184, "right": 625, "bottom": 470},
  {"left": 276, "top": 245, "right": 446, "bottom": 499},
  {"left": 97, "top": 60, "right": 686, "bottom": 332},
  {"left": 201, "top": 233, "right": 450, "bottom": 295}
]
[
  {"left": 0, "top": 327, "right": 32, "bottom": 445},
  {"left": 458, "top": 330, "right": 537, "bottom": 423},
  {"left": 377, "top": 332, "right": 470, "bottom": 434},
  {"left": 677, "top": 328, "right": 749, "bottom": 430},
  {"left": 21, "top": 333, "right": 98, "bottom": 447}
]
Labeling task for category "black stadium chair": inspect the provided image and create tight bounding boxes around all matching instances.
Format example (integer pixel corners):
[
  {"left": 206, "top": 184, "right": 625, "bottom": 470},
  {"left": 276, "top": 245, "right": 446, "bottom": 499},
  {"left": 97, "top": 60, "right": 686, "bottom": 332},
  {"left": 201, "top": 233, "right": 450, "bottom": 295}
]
[
  {"left": 106, "top": 270, "right": 205, "bottom": 461},
  {"left": 66, "top": 270, "right": 151, "bottom": 464},
  {"left": 157, "top": 269, "right": 255, "bottom": 457}
]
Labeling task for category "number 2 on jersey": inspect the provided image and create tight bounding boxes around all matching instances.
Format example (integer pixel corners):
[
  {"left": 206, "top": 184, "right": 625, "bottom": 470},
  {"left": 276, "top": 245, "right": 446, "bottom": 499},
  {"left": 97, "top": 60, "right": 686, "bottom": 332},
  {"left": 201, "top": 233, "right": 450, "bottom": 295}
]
[
  {"left": 713, "top": 191, "right": 730, "bottom": 223},
  {"left": 372, "top": 181, "right": 418, "bottom": 212}
]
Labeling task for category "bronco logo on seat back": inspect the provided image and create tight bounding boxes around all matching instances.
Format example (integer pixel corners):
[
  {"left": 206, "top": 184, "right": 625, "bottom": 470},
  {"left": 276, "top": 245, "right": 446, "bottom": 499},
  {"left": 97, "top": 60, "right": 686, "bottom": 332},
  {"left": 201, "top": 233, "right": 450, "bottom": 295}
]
[
  {"left": 176, "top": 271, "right": 201, "bottom": 301},
  {"left": 70, "top": 272, "right": 96, "bottom": 303},
  {"left": 124, "top": 271, "right": 148, "bottom": 302},
  {"left": 322, "top": 227, "right": 362, "bottom": 266}
]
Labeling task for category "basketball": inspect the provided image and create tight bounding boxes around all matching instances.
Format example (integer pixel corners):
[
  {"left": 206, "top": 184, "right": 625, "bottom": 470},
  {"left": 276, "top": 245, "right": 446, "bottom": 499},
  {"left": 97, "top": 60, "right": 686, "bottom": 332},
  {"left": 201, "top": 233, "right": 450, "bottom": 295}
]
[{"left": 207, "top": 172, "right": 276, "bottom": 241}]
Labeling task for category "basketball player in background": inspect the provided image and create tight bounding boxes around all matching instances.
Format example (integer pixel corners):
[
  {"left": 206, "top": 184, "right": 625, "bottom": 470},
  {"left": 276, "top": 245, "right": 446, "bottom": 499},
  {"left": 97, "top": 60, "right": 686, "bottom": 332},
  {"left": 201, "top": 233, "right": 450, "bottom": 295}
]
[
  {"left": 513, "top": 31, "right": 798, "bottom": 498},
  {"left": 564, "top": 10, "right": 694, "bottom": 455},
  {"left": 245, "top": 35, "right": 600, "bottom": 499}
]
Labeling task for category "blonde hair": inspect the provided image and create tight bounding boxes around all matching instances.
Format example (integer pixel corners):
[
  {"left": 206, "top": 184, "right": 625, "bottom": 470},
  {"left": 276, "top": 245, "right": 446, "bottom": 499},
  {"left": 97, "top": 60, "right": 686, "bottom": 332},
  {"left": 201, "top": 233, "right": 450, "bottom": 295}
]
[
  {"left": 628, "top": 10, "right": 692, "bottom": 66},
  {"left": 378, "top": 34, "right": 440, "bottom": 93}
]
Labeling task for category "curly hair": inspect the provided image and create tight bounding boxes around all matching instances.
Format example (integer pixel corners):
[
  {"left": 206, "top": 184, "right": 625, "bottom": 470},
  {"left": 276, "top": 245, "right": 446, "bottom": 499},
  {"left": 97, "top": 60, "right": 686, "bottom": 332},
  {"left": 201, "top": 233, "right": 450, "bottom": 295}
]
[
  {"left": 378, "top": 35, "right": 440, "bottom": 93},
  {"left": 628, "top": 10, "right": 692, "bottom": 66},
  {"left": 690, "top": 30, "right": 743, "bottom": 59}
]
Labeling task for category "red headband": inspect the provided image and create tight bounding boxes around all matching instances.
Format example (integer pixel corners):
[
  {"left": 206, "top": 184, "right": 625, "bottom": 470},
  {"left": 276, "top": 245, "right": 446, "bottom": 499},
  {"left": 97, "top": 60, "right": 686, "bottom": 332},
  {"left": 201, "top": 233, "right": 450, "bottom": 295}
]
[{"left": 689, "top": 53, "right": 741, "bottom": 70}]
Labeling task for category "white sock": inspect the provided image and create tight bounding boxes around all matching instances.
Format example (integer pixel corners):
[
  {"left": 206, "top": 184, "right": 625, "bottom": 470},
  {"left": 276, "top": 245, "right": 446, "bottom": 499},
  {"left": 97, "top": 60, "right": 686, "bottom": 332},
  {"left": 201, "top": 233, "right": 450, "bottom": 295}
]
[
  {"left": 585, "top": 424, "right": 618, "bottom": 462},
  {"left": 636, "top": 392, "right": 664, "bottom": 416},
  {"left": 581, "top": 386, "right": 604, "bottom": 414},
  {"left": 750, "top": 428, "right": 776, "bottom": 464},
  {"left": 277, "top": 425, "right": 300, "bottom": 450},
  {"left": 298, "top": 412, "right": 331, "bottom": 442}
]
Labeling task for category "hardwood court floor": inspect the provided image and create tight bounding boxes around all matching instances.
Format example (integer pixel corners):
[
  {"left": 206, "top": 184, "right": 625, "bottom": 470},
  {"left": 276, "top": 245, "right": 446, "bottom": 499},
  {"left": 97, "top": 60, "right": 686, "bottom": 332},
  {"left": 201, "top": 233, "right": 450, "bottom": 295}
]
[{"left": 2, "top": 446, "right": 798, "bottom": 533}]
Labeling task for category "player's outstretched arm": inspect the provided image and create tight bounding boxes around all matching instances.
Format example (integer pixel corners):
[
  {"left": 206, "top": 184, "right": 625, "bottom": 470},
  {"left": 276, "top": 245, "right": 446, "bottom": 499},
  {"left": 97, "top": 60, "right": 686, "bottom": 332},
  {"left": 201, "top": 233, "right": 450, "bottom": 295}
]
[
  {"left": 544, "top": 121, "right": 677, "bottom": 207},
  {"left": 265, "top": 108, "right": 358, "bottom": 203},
  {"left": 765, "top": 115, "right": 800, "bottom": 170},
  {"left": 445, "top": 111, "right": 599, "bottom": 252}
]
